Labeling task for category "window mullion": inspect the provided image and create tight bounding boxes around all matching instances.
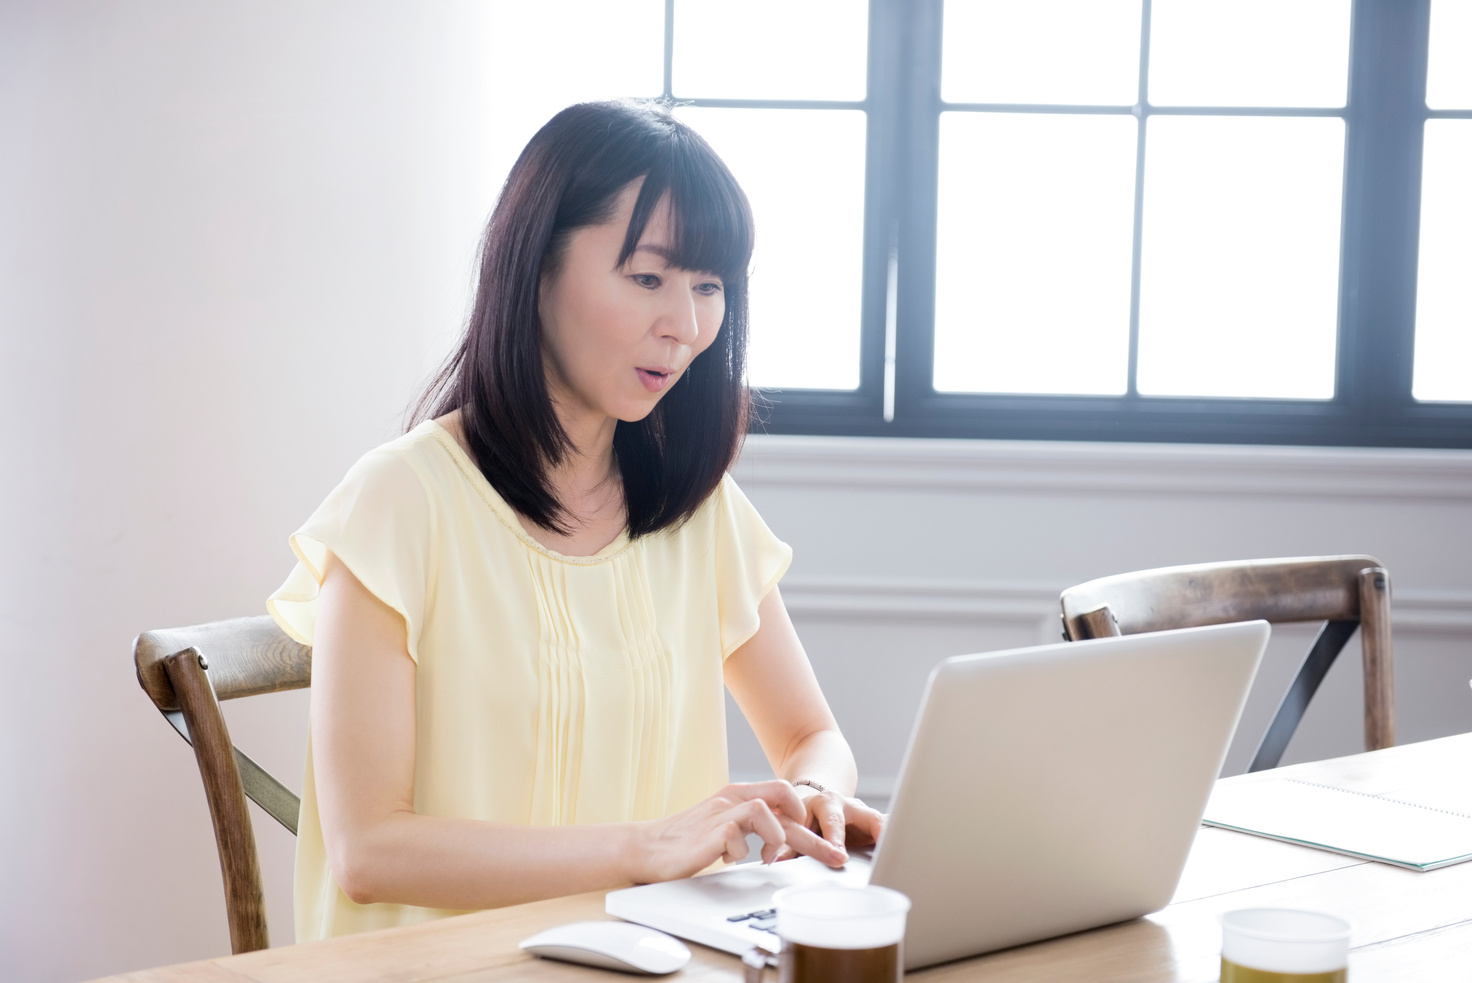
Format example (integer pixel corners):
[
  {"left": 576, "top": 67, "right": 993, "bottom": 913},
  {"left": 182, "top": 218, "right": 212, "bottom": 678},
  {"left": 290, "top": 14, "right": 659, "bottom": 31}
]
[
  {"left": 855, "top": 0, "right": 906, "bottom": 409},
  {"left": 1126, "top": 0, "right": 1154, "bottom": 398},
  {"left": 1338, "top": 0, "right": 1432, "bottom": 429},
  {"left": 662, "top": 0, "right": 674, "bottom": 99},
  {"left": 891, "top": 0, "right": 945, "bottom": 423}
]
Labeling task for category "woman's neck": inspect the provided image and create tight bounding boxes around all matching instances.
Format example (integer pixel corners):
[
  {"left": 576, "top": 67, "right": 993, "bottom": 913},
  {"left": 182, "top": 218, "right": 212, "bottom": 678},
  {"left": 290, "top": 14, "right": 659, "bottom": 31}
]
[
  {"left": 437, "top": 407, "right": 627, "bottom": 557},
  {"left": 538, "top": 401, "right": 626, "bottom": 555},
  {"left": 550, "top": 401, "right": 620, "bottom": 498}
]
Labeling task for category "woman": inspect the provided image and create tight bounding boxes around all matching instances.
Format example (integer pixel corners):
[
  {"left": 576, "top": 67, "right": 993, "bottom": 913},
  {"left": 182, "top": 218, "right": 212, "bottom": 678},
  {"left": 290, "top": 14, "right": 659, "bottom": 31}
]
[{"left": 268, "top": 100, "right": 882, "bottom": 942}]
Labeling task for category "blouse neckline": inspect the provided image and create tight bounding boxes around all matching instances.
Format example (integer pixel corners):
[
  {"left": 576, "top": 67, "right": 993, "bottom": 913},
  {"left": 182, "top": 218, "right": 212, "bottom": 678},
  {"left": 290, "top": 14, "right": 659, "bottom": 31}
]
[{"left": 420, "top": 420, "right": 635, "bottom": 566}]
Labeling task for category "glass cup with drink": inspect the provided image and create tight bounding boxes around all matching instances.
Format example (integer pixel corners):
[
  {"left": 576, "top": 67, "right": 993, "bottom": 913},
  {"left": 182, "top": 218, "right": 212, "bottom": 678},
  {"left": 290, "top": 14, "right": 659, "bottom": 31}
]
[
  {"left": 743, "top": 884, "right": 911, "bottom": 983},
  {"left": 1221, "top": 908, "right": 1352, "bottom": 982}
]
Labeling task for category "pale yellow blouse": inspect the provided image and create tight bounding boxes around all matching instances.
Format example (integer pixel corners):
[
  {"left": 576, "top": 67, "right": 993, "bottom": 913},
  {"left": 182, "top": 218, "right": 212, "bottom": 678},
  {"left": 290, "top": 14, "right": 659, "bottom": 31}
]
[{"left": 267, "top": 421, "right": 791, "bottom": 942}]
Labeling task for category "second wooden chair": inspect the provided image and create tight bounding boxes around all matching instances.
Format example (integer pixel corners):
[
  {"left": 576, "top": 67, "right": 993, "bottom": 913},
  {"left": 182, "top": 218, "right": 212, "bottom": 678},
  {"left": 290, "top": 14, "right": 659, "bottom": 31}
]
[{"left": 1060, "top": 554, "right": 1394, "bottom": 773}]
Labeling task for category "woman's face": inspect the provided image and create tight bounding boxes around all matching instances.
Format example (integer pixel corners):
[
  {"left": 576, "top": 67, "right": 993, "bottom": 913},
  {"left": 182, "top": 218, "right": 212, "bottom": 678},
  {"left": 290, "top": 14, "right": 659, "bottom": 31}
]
[{"left": 538, "top": 181, "right": 726, "bottom": 428}]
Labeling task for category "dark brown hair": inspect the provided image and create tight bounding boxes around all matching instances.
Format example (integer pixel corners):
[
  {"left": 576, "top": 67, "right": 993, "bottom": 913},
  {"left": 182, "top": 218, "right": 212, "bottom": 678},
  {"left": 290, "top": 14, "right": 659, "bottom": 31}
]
[{"left": 413, "top": 100, "right": 755, "bottom": 538}]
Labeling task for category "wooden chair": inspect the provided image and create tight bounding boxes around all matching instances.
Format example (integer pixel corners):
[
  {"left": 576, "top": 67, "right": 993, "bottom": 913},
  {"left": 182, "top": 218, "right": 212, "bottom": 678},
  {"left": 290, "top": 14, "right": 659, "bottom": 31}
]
[
  {"left": 1060, "top": 555, "right": 1394, "bottom": 773},
  {"left": 134, "top": 615, "right": 311, "bottom": 954}
]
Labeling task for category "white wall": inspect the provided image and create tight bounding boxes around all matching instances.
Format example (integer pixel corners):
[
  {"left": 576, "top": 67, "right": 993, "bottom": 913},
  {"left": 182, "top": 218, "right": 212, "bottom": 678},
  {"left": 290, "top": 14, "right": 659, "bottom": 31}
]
[
  {"left": 0, "top": 2, "right": 494, "bottom": 978},
  {"left": 3, "top": 4, "right": 1470, "bottom": 982}
]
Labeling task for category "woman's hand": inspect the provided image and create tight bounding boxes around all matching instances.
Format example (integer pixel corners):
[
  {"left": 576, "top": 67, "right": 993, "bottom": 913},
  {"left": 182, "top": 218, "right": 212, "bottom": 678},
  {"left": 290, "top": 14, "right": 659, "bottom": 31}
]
[
  {"left": 634, "top": 780, "right": 848, "bottom": 883},
  {"left": 792, "top": 785, "right": 885, "bottom": 857}
]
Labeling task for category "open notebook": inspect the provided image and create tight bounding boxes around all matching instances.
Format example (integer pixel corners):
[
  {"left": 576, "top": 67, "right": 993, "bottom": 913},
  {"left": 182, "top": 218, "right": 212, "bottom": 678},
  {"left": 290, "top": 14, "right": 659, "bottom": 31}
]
[{"left": 1204, "top": 774, "right": 1472, "bottom": 871}]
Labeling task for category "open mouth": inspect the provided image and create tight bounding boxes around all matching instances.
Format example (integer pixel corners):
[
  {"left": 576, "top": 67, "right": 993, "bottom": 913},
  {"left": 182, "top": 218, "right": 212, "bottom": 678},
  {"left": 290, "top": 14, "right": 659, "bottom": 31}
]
[{"left": 636, "top": 368, "right": 672, "bottom": 393}]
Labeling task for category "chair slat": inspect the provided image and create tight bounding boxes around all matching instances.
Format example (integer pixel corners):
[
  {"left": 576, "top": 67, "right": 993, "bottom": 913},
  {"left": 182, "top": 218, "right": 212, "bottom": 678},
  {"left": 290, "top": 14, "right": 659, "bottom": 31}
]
[
  {"left": 1247, "top": 620, "right": 1359, "bottom": 772},
  {"left": 163, "top": 709, "right": 301, "bottom": 834},
  {"left": 135, "top": 615, "right": 311, "bottom": 711},
  {"left": 1061, "top": 555, "right": 1379, "bottom": 638}
]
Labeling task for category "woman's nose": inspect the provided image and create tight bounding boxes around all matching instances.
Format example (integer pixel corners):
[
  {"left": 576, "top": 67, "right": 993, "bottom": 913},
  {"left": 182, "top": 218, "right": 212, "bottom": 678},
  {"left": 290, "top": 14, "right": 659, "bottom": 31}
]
[{"left": 658, "top": 292, "right": 700, "bottom": 346}]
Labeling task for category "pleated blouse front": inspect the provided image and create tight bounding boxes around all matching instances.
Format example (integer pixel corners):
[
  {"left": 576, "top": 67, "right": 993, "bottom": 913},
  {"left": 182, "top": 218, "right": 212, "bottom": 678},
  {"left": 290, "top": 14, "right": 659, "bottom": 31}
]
[{"left": 267, "top": 421, "right": 791, "bottom": 942}]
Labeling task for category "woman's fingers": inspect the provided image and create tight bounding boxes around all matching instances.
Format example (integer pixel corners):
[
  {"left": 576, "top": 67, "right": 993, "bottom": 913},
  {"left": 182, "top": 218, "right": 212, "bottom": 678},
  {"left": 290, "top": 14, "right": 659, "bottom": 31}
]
[
  {"left": 736, "top": 798, "right": 785, "bottom": 857},
  {"left": 811, "top": 790, "right": 849, "bottom": 849},
  {"left": 710, "top": 797, "right": 782, "bottom": 865},
  {"left": 703, "top": 782, "right": 848, "bottom": 867},
  {"left": 716, "top": 781, "right": 816, "bottom": 862},
  {"left": 725, "top": 780, "right": 808, "bottom": 824},
  {"left": 778, "top": 811, "right": 847, "bottom": 866},
  {"left": 720, "top": 819, "right": 751, "bottom": 864},
  {"left": 844, "top": 801, "right": 885, "bottom": 848},
  {"left": 790, "top": 786, "right": 887, "bottom": 855}
]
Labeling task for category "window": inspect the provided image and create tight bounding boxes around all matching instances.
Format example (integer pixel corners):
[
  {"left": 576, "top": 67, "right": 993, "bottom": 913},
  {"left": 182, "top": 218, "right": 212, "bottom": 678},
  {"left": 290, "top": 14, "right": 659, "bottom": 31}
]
[
  {"left": 934, "top": 1, "right": 1351, "bottom": 403},
  {"left": 492, "top": 0, "right": 1472, "bottom": 448},
  {"left": 1415, "top": 0, "right": 1472, "bottom": 403}
]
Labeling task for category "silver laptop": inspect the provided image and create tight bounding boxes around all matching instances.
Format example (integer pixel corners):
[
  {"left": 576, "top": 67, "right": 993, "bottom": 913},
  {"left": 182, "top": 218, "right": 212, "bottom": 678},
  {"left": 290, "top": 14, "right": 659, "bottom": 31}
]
[{"left": 607, "top": 621, "right": 1269, "bottom": 970}]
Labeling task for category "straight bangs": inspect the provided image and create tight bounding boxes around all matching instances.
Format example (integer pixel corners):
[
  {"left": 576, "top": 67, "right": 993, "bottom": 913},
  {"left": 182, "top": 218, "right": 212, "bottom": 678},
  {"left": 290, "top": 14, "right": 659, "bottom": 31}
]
[{"left": 618, "top": 128, "right": 754, "bottom": 288}]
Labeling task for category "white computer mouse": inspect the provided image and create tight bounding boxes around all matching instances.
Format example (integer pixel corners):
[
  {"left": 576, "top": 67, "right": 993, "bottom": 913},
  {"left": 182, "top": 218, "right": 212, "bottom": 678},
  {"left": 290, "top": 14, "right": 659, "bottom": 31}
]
[{"left": 519, "top": 920, "right": 692, "bottom": 975}]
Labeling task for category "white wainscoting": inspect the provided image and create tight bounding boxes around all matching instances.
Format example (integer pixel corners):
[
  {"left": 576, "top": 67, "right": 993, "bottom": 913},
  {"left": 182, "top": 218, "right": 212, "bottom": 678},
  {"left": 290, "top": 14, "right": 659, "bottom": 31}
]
[{"left": 727, "top": 435, "right": 1472, "bottom": 800}]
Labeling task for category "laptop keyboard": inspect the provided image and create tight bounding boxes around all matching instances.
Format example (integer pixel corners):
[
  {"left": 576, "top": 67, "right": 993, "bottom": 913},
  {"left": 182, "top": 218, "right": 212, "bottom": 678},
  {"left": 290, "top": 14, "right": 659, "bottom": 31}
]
[{"left": 726, "top": 907, "right": 777, "bottom": 934}]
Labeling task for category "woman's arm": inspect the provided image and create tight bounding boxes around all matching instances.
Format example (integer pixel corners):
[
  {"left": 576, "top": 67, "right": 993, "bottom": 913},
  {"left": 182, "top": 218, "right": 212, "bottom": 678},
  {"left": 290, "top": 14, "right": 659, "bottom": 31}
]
[
  {"left": 311, "top": 553, "right": 843, "bottom": 910},
  {"left": 723, "top": 587, "right": 886, "bottom": 855}
]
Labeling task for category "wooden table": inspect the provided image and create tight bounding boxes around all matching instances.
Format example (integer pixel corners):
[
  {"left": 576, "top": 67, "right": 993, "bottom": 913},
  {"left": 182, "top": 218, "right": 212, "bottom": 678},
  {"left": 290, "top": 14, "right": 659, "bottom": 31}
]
[{"left": 101, "top": 733, "right": 1472, "bottom": 983}]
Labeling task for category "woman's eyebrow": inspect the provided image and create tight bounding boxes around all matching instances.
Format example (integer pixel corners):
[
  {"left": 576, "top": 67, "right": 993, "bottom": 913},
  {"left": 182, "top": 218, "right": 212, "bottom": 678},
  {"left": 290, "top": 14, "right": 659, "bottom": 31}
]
[{"left": 631, "top": 243, "right": 673, "bottom": 261}]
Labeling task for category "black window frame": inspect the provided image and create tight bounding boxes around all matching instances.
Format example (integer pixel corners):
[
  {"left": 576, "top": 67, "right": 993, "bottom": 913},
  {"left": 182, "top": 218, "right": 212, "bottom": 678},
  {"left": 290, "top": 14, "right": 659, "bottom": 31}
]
[{"left": 666, "top": 0, "right": 1472, "bottom": 449}]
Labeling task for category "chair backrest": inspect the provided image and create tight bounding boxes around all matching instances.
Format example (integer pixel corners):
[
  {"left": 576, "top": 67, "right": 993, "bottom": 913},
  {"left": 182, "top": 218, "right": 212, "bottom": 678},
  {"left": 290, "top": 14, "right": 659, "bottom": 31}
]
[
  {"left": 134, "top": 615, "right": 312, "bottom": 954},
  {"left": 1059, "top": 555, "right": 1394, "bottom": 773}
]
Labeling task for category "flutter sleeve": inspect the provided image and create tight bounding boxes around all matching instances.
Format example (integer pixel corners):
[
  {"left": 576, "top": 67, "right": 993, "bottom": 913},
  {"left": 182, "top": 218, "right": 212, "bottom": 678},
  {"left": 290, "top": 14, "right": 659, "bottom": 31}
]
[
  {"left": 267, "top": 447, "right": 436, "bottom": 663},
  {"left": 713, "top": 474, "right": 794, "bottom": 659}
]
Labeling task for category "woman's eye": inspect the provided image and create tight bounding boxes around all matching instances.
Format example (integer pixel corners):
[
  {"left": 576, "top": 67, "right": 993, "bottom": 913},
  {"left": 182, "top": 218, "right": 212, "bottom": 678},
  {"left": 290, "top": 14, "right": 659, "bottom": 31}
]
[
  {"left": 632, "top": 273, "right": 662, "bottom": 289},
  {"left": 695, "top": 281, "right": 724, "bottom": 296}
]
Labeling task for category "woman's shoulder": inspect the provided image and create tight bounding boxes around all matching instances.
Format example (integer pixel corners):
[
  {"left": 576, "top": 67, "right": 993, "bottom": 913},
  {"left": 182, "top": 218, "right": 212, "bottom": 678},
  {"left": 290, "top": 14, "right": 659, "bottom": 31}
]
[
  {"left": 329, "top": 421, "right": 461, "bottom": 512},
  {"left": 650, "top": 472, "right": 773, "bottom": 550},
  {"left": 380, "top": 420, "right": 453, "bottom": 463},
  {"left": 654, "top": 472, "right": 737, "bottom": 535},
  {"left": 707, "top": 472, "right": 760, "bottom": 520}
]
